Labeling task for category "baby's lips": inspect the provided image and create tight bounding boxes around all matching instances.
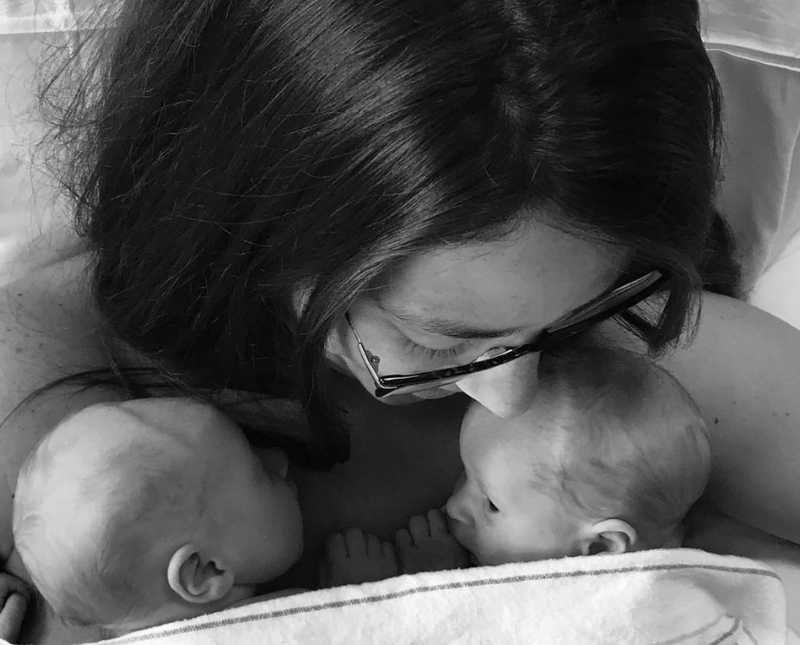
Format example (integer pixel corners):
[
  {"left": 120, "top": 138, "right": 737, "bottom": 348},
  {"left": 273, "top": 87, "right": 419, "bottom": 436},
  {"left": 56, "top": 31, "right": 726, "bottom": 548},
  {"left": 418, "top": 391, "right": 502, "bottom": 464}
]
[{"left": 443, "top": 509, "right": 459, "bottom": 534}]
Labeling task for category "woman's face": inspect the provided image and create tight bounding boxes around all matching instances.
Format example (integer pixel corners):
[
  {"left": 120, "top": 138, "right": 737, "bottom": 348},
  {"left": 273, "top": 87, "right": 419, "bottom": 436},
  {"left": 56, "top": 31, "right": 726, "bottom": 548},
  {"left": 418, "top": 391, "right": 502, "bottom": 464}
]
[{"left": 326, "top": 219, "right": 626, "bottom": 418}]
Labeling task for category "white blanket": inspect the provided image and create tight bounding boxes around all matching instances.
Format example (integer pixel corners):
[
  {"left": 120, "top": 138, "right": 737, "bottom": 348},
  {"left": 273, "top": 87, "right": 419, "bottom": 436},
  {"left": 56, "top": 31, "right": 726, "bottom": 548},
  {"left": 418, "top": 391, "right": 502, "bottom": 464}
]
[{"left": 34, "top": 549, "right": 788, "bottom": 645}]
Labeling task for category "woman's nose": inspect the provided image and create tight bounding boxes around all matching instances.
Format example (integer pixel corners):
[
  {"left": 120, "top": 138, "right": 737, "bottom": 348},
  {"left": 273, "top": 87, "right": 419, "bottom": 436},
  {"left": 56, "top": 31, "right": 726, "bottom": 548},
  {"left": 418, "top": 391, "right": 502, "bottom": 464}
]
[{"left": 455, "top": 352, "right": 540, "bottom": 418}]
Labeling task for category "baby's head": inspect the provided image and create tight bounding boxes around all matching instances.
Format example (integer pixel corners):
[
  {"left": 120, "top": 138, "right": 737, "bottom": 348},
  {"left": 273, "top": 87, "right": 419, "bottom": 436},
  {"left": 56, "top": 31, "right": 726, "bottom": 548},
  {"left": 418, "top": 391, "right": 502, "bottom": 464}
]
[
  {"left": 446, "top": 347, "right": 710, "bottom": 566},
  {"left": 13, "top": 398, "right": 302, "bottom": 633}
]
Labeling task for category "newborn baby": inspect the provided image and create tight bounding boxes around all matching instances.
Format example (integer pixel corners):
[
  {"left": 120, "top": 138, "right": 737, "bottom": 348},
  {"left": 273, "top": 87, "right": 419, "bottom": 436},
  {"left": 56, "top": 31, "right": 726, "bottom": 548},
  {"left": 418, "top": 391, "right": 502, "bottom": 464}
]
[
  {"left": 12, "top": 398, "right": 303, "bottom": 636},
  {"left": 324, "top": 347, "right": 711, "bottom": 581}
]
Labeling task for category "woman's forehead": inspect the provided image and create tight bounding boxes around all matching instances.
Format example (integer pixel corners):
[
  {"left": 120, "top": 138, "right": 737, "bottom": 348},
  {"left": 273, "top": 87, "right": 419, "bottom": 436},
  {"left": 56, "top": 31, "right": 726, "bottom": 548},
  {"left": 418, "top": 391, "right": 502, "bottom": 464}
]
[{"left": 380, "top": 223, "right": 626, "bottom": 335}]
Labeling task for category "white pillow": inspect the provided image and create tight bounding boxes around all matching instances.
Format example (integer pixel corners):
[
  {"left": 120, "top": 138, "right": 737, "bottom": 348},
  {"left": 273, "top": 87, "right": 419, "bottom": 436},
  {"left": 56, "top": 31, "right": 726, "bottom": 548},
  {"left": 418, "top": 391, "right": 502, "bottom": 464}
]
[
  {"left": 702, "top": 0, "right": 800, "bottom": 65},
  {"left": 0, "top": 0, "right": 77, "bottom": 34},
  {"left": 700, "top": 1, "right": 800, "bottom": 326}
]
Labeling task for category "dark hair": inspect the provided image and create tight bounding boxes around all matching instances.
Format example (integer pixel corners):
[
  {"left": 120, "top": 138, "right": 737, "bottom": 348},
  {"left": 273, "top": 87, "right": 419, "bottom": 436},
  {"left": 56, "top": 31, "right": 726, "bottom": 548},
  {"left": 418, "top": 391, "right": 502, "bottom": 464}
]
[{"left": 45, "top": 0, "right": 737, "bottom": 465}]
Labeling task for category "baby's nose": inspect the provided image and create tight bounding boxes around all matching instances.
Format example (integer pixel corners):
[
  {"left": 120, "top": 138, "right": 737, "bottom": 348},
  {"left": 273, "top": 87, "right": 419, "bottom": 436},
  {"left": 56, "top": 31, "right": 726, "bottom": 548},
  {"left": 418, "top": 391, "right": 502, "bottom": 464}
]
[
  {"left": 444, "top": 497, "right": 460, "bottom": 523},
  {"left": 445, "top": 491, "right": 470, "bottom": 526}
]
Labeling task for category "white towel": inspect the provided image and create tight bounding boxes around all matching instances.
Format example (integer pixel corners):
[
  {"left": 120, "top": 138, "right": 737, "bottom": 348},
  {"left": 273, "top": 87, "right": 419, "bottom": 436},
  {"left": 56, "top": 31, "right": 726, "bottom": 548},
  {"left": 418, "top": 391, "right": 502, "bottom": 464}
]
[{"left": 23, "top": 548, "right": 786, "bottom": 645}]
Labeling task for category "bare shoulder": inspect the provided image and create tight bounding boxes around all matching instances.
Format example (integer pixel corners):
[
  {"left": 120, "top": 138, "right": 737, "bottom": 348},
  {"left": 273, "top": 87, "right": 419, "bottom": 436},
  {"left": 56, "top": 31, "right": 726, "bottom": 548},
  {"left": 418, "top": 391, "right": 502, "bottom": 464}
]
[
  {"left": 601, "top": 291, "right": 800, "bottom": 544},
  {"left": 0, "top": 250, "right": 112, "bottom": 417},
  {"left": 0, "top": 251, "right": 121, "bottom": 560}
]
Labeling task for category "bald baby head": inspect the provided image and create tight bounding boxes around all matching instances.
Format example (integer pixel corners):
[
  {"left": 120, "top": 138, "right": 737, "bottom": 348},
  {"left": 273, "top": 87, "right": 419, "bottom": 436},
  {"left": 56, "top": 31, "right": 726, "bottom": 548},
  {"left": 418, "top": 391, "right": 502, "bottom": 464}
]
[{"left": 12, "top": 398, "right": 240, "bottom": 627}]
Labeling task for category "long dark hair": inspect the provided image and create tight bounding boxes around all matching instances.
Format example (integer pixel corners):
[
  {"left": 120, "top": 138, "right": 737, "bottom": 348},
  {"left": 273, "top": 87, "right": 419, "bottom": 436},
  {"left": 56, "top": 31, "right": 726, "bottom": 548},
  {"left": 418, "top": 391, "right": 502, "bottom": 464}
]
[{"left": 43, "top": 0, "right": 738, "bottom": 465}]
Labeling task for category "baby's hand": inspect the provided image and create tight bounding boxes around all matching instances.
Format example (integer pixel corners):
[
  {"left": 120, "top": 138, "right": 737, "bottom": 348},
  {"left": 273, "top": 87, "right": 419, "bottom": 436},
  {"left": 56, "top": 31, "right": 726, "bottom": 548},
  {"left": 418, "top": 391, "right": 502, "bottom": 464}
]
[
  {"left": 319, "top": 528, "right": 398, "bottom": 588},
  {"left": 396, "top": 509, "right": 470, "bottom": 574},
  {"left": 0, "top": 572, "right": 31, "bottom": 643}
]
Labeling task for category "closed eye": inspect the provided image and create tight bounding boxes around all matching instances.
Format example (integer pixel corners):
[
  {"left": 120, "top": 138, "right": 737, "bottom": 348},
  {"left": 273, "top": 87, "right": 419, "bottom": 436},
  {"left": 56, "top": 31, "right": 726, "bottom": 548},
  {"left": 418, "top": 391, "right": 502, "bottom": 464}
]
[{"left": 402, "top": 336, "right": 465, "bottom": 361}]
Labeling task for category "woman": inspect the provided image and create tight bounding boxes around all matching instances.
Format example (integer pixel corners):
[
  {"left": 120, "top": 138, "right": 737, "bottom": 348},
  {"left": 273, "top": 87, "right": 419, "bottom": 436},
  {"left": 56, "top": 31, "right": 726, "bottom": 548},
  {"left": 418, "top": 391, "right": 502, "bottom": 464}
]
[{"left": 2, "top": 1, "right": 799, "bottom": 641}]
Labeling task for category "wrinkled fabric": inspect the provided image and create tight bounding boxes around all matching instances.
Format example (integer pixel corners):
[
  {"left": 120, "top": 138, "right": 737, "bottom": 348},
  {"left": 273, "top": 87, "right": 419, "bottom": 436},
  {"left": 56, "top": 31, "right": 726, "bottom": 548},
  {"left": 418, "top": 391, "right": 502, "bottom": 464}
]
[
  {"left": 4, "top": 549, "right": 788, "bottom": 645},
  {"left": 702, "top": 0, "right": 800, "bottom": 62}
]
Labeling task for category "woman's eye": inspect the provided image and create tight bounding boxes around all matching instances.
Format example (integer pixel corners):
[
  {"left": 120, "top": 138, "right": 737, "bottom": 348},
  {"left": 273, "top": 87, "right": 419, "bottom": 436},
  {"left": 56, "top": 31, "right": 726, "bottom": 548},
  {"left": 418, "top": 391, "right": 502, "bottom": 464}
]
[
  {"left": 402, "top": 337, "right": 463, "bottom": 361},
  {"left": 486, "top": 498, "right": 499, "bottom": 513}
]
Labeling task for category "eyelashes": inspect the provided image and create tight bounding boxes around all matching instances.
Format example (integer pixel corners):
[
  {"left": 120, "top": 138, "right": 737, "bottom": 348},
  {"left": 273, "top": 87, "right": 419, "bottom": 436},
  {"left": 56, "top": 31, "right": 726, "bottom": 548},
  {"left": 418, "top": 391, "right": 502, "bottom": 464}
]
[{"left": 402, "top": 336, "right": 465, "bottom": 362}]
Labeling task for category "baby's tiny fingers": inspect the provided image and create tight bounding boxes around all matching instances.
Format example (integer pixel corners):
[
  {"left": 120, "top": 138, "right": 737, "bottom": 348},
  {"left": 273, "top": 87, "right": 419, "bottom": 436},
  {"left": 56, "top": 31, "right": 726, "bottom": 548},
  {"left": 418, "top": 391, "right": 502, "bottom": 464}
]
[
  {"left": 395, "top": 528, "right": 412, "bottom": 549},
  {"left": 0, "top": 574, "right": 30, "bottom": 601},
  {"left": 325, "top": 532, "right": 347, "bottom": 560},
  {"left": 344, "top": 528, "right": 367, "bottom": 557},
  {"left": 382, "top": 541, "right": 399, "bottom": 575},
  {"left": 427, "top": 509, "right": 448, "bottom": 536},
  {"left": 0, "top": 592, "right": 27, "bottom": 642},
  {"left": 366, "top": 533, "right": 382, "bottom": 559},
  {"left": 408, "top": 514, "right": 430, "bottom": 541},
  {"left": 382, "top": 541, "right": 398, "bottom": 563}
]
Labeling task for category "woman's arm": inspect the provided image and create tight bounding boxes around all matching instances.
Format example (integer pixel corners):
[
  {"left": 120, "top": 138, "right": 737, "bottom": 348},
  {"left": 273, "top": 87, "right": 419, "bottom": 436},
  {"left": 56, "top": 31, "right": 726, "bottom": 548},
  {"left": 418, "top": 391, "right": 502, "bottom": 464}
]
[{"left": 610, "top": 291, "right": 800, "bottom": 544}]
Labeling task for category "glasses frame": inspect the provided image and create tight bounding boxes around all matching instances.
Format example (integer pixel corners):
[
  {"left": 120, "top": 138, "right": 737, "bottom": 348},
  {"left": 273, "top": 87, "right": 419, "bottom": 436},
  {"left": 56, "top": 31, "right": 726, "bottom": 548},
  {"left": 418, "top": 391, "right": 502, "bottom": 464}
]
[{"left": 346, "top": 269, "right": 668, "bottom": 398}]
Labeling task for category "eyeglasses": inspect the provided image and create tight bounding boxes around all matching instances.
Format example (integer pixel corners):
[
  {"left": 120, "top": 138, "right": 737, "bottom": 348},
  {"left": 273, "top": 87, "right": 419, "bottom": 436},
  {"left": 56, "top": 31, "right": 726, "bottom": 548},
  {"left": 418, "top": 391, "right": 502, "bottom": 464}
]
[{"left": 345, "top": 269, "right": 668, "bottom": 398}]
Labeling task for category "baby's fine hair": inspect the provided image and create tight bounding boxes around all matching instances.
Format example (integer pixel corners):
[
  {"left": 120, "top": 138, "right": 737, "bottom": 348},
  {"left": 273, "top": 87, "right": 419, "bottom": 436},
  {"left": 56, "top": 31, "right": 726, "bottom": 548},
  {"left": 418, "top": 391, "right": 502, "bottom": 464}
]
[
  {"left": 13, "top": 411, "right": 203, "bottom": 628},
  {"left": 535, "top": 346, "right": 711, "bottom": 547}
]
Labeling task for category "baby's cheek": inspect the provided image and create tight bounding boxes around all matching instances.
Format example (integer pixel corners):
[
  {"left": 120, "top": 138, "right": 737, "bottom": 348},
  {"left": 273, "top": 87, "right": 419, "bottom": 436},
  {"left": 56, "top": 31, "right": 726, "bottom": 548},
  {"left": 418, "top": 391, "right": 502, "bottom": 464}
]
[{"left": 474, "top": 521, "right": 502, "bottom": 554}]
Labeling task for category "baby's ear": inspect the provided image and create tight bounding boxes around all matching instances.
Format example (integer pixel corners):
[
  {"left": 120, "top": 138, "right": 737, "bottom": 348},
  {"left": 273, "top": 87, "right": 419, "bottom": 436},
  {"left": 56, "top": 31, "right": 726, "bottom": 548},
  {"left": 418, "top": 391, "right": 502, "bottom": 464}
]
[
  {"left": 580, "top": 519, "right": 638, "bottom": 556},
  {"left": 167, "top": 544, "right": 235, "bottom": 604}
]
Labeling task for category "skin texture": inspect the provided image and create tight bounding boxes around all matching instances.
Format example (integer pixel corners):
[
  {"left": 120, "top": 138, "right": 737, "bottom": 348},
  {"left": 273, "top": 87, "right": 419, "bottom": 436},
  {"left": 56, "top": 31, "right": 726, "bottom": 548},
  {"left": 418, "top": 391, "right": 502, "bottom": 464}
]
[{"left": 1, "top": 222, "right": 800, "bottom": 639}]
